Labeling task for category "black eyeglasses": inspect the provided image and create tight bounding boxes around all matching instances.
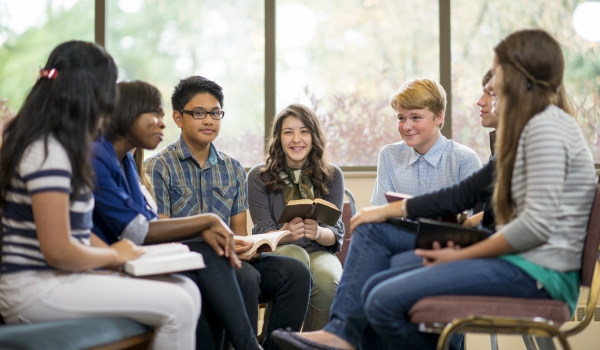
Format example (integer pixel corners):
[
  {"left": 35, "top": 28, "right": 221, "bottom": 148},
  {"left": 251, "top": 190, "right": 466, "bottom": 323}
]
[{"left": 179, "top": 109, "right": 225, "bottom": 120}]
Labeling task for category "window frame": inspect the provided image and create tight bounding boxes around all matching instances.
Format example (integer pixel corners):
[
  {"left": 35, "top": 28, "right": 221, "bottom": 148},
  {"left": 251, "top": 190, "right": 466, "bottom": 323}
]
[{"left": 93, "top": 0, "right": 598, "bottom": 171}]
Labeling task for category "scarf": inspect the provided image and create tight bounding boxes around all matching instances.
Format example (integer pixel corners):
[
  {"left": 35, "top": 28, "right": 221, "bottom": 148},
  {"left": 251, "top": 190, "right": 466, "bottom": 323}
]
[{"left": 279, "top": 162, "right": 314, "bottom": 204}]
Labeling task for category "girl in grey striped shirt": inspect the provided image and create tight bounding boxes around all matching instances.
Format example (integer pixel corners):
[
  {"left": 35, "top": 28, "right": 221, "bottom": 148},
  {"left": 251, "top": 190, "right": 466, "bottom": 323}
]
[{"left": 355, "top": 29, "right": 596, "bottom": 349}]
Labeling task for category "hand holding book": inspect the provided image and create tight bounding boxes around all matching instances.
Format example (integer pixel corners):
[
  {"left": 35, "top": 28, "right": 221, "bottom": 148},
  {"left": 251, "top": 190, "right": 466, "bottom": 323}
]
[{"left": 278, "top": 198, "right": 342, "bottom": 226}]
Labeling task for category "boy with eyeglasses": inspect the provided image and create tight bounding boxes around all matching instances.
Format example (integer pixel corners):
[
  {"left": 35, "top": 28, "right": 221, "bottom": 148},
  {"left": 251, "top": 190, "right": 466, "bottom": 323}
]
[{"left": 145, "top": 76, "right": 311, "bottom": 350}]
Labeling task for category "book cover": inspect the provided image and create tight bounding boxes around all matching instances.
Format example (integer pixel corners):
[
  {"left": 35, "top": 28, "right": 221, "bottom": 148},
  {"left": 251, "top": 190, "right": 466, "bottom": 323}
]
[
  {"left": 384, "top": 191, "right": 414, "bottom": 203},
  {"left": 415, "top": 218, "right": 492, "bottom": 249},
  {"left": 123, "top": 243, "right": 206, "bottom": 276},
  {"left": 278, "top": 198, "right": 342, "bottom": 226},
  {"left": 236, "top": 230, "right": 292, "bottom": 256}
]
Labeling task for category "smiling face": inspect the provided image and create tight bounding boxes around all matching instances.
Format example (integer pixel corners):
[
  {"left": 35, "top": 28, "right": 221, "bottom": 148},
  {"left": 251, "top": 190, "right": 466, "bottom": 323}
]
[
  {"left": 476, "top": 86, "right": 498, "bottom": 129},
  {"left": 173, "top": 92, "right": 222, "bottom": 147},
  {"left": 128, "top": 109, "right": 165, "bottom": 150},
  {"left": 280, "top": 116, "right": 312, "bottom": 168},
  {"left": 396, "top": 107, "right": 442, "bottom": 155}
]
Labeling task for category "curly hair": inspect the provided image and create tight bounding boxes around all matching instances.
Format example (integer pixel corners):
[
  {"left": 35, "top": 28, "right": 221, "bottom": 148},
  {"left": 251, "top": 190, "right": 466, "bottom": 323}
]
[{"left": 260, "top": 104, "right": 333, "bottom": 197}]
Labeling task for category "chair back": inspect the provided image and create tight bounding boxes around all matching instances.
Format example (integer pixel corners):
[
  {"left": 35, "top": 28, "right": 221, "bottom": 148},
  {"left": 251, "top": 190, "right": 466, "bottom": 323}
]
[{"left": 581, "top": 178, "right": 600, "bottom": 287}]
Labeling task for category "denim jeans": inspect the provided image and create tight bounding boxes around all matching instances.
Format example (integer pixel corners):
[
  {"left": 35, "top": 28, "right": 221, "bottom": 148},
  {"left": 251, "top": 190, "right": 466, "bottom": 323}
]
[
  {"left": 180, "top": 241, "right": 260, "bottom": 350},
  {"left": 235, "top": 254, "right": 312, "bottom": 350},
  {"left": 362, "top": 258, "right": 551, "bottom": 349},
  {"left": 323, "top": 222, "right": 418, "bottom": 349}
]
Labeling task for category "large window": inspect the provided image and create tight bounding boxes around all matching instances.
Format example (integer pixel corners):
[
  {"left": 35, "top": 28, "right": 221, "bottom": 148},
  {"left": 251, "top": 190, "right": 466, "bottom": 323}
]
[
  {"left": 0, "top": 0, "right": 94, "bottom": 111},
  {"left": 1, "top": 0, "right": 599, "bottom": 166},
  {"left": 107, "top": 0, "right": 265, "bottom": 165},
  {"left": 276, "top": 0, "right": 439, "bottom": 166},
  {"left": 451, "top": 0, "right": 600, "bottom": 163}
]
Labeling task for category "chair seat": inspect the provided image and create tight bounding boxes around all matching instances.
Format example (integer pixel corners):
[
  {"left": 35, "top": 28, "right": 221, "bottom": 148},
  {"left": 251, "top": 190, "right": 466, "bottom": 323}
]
[
  {"left": 409, "top": 296, "right": 572, "bottom": 327},
  {"left": 0, "top": 317, "right": 151, "bottom": 350}
]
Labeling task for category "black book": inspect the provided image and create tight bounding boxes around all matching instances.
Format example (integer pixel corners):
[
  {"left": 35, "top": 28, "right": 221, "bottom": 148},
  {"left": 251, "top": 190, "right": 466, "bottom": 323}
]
[
  {"left": 385, "top": 218, "right": 419, "bottom": 233},
  {"left": 415, "top": 218, "right": 492, "bottom": 249}
]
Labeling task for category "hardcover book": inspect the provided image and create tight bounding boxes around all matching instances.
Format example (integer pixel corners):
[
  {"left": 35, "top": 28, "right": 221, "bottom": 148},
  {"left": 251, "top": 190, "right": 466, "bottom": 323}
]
[
  {"left": 277, "top": 198, "right": 342, "bottom": 226},
  {"left": 384, "top": 191, "right": 414, "bottom": 203},
  {"left": 123, "top": 243, "right": 206, "bottom": 276},
  {"left": 415, "top": 218, "right": 492, "bottom": 249}
]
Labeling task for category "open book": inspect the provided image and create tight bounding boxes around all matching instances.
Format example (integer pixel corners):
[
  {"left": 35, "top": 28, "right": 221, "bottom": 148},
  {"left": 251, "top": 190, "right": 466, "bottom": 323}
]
[
  {"left": 236, "top": 230, "right": 292, "bottom": 257},
  {"left": 415, "top": 218, "right": 492, "bottom": 249},
  {"left": 123, "top": 243, "right": 206, "bottom": 276},
  {"left": 278, "top": 198, "right": 342, "bottom": 226}
]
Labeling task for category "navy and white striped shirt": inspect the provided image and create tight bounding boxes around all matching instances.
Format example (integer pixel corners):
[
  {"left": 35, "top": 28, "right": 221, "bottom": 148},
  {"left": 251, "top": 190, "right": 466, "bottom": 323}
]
[{"left": 1, "top": 135, "right": 94, "bottom": 273}]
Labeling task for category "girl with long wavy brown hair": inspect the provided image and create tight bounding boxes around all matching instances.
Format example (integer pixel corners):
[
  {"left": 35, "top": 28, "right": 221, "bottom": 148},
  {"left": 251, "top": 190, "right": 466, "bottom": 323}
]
[{"left": 248, "top": 103, "right": 345, "bottom": 331}]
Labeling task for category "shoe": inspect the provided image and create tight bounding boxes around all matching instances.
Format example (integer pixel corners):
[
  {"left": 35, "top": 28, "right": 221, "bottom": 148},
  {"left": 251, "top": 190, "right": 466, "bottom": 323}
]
[{"left": 271, "top": 328, "right": 344, "bottom": 350}]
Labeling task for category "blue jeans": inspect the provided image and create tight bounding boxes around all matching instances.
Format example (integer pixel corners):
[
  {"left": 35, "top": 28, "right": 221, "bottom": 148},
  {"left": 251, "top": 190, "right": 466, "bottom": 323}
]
[
  {"left": 362, "top": 258, "right": 551, "bottom": 349},
  {"left": 323, "top": 223, "right": 419, "bottom": 349}
]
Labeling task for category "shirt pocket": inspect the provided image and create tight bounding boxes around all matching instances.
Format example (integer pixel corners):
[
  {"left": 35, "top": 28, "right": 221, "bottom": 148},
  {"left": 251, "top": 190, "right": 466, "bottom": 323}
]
[
  {"left": 170, "top": 185, "right": 198, "bottom": 217},
  {"left": 208, "top": 186, "right": 238, "bottom": 219}
]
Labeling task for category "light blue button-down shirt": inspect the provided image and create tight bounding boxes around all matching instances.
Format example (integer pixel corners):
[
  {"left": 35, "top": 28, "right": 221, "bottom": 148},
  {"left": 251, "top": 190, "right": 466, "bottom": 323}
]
[{"left": 371, "top": 133, "right": 482, "bottom": 205}]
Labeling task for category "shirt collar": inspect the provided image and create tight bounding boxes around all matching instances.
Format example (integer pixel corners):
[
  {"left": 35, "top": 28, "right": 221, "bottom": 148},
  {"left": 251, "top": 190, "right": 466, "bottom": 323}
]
[
  {"left": 175, "top": 135, "right": 224, "bottom": 167},
  {"left": 407, "top": 133, "right": 447, "bottom": 167}
]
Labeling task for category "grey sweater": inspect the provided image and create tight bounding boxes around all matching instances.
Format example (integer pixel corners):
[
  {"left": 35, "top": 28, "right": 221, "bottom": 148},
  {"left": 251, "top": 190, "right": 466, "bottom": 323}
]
[
  {"left": 247, "top": 164, "right": 345, "bottom": 253},
  {"left": 501, "top": 105, "right": 596, "bottom": 271}
]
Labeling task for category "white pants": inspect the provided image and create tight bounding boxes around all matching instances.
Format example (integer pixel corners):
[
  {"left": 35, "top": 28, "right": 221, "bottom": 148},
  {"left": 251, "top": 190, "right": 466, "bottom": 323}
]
[{"left": 6, "top": 272, "right": 200, "bottom": 350}]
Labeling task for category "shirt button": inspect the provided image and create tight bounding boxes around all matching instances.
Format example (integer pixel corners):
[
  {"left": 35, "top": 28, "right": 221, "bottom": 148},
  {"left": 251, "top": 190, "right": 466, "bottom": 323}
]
[{"left": 421, "top": 182, "right": 425, "bottom": 185}]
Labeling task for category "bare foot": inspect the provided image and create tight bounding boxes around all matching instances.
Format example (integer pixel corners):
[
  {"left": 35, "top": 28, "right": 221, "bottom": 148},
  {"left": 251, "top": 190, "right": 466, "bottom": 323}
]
[{"left": 297, "top": 330, "right": 355, "bottom": 350}]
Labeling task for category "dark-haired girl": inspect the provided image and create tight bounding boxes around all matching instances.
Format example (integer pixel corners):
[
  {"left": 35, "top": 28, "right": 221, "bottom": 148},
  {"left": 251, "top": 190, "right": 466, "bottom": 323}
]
[
  {"left": 248, "top": 104, "right": 344, "bottom": 331},
  {"left": 0, "top": 41, "right": 199, "bottom": 350}
]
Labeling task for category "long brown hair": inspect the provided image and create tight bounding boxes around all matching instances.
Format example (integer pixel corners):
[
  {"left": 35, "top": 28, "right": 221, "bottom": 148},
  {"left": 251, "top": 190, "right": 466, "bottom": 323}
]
[
  {"left": 493, "top": 29, "right": 566, "bottom": 224},
  {"left": 260, "top": 104, "right": 333, "bottom": 196}
]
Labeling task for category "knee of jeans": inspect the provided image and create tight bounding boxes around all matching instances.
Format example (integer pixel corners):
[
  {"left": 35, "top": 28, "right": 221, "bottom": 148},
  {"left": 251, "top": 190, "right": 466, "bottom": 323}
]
[
  {"left": 236, "top": 262, "right": 261, "bottom": 291},
  {"left": 363, "top": 289, "right": 390, "bottom": 330},
  {"left": 277, "top": 245, "right": 310, "bottom": 266},
  {"left": 360, "top": 273, "right": 383, "bottom": 305}
]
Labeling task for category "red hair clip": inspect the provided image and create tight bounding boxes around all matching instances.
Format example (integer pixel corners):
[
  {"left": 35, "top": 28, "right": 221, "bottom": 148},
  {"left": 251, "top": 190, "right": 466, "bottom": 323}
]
[{"left": 39, "top": 68, "right": 58, "bottom": 80}]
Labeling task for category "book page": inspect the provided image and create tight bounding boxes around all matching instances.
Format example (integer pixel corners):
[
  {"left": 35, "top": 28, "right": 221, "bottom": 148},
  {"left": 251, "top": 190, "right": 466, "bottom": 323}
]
[
  {"left": 313, "top": 198, "right": 339, "bottom": 210},
  {"left": 287, "top": 198, "right": 315, "bottom": 206}
]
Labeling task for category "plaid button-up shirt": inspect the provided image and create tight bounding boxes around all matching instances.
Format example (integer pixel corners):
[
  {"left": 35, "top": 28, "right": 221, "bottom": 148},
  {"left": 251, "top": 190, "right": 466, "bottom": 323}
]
[{"left": 144, "top": 136, "right": 247, "bottom": 226}]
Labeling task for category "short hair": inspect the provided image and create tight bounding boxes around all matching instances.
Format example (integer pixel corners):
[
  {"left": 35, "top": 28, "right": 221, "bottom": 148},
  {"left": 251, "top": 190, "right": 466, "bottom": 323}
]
[
  {"left": 171, "top": 76, "right": 224, "bottom": 111},
  {"left": 104, "top": 81, "right": 162, "bottom": 141},
  {"left": 482, "top": 69, "right": 493, "bottom": 87},
  {"left": 390, "top": 78, "right": 446, "bottom": 127}
]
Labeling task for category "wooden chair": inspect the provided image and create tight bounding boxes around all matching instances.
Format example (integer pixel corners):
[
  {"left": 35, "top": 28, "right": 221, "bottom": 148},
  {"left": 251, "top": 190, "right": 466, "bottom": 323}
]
[
  {"left": 335, "top": 188, "right": 357, "bottom": 267},
  {"left": 408, "top": 178, "right": 600, "bottom": 350}
]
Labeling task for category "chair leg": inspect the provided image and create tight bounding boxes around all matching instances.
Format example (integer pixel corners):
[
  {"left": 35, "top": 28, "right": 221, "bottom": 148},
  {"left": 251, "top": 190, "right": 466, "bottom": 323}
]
[
  {"left": 490, "top": 334, "right": 499, "bottom": 350},
  {"left": 535, "top": 336, "right": 557, "bottom": 350},
  {"left": 522, "top": 335, "right": 538, "bottom": 350}
]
